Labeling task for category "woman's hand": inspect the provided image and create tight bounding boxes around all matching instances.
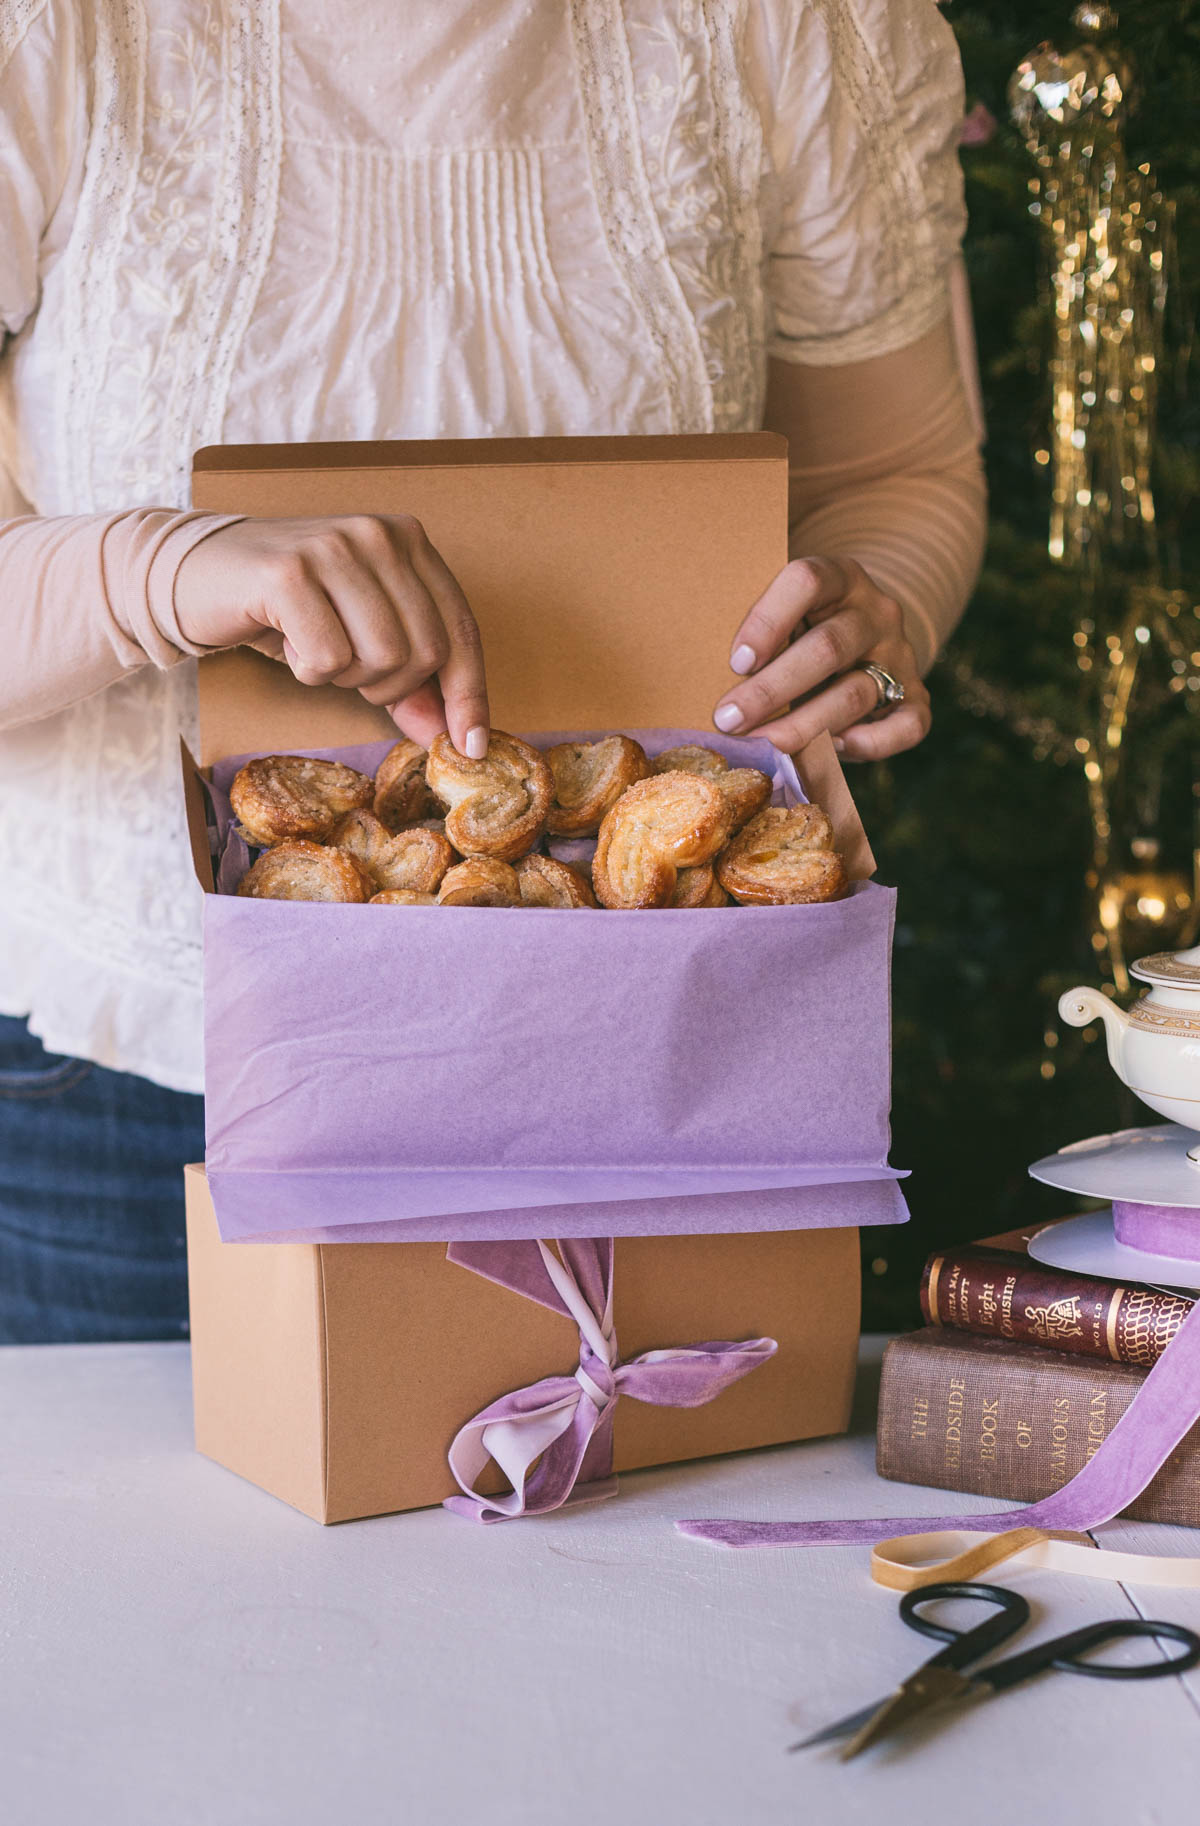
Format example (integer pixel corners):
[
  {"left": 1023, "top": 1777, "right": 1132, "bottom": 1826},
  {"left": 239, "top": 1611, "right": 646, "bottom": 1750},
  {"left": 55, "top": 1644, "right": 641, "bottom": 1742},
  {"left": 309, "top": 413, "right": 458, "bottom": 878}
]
[
  {"left": 712, "top": 556, "right": 930, "bottom": 761},
  {"left": 174, "top": 514, "right": 489, "bottom": 756}
]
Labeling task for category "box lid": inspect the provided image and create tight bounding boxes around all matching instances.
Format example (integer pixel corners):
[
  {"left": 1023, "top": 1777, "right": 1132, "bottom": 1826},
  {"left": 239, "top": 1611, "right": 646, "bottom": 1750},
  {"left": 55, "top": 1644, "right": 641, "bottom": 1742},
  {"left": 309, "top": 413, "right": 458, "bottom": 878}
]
[{"left": 190, "top": 434, "right": 872, "bottom": 876}]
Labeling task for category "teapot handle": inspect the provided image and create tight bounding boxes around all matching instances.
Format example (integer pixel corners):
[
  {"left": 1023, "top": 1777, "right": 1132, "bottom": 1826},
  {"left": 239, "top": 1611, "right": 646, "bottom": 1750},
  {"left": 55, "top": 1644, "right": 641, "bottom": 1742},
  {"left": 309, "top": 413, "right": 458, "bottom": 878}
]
[{"left": 1059, "top": 987, "right": 1132, "bottom": 1081}]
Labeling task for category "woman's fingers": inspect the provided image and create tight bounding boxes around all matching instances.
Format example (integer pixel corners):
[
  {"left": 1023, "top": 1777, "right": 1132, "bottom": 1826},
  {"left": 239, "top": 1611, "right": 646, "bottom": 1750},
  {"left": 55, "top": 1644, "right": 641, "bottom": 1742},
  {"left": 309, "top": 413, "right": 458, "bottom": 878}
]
[
  {"left": 408, "top": 534, "right": 490, "bottom": 758},
  {"left": 255, "top": 514, "right": 490, "bottom": 755},
  {"left": 714, "top": 597, "right": 878, "bottom": 733},
  {"left": 837, "top": 697, "right": 932, "bottom": 761},
  {"left": 726, "top": 557, "right": 861, "bottom": 676}
]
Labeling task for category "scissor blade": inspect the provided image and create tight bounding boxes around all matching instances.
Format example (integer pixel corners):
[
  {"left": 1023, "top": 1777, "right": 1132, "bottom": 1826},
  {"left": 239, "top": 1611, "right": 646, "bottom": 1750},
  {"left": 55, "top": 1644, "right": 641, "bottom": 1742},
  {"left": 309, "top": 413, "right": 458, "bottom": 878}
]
[
  {"left": 788, "top": 1696, "right": 891, "bottom": 1753},
  {"left": 839, "top": 1666, "right": 980, "bottom": 1761}
]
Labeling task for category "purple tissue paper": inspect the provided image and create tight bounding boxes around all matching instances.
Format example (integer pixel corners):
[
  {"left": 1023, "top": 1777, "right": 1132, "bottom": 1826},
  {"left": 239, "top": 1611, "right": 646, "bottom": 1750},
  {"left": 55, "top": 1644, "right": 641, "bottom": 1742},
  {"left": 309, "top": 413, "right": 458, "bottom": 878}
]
[{"left": 201, "top": 730, "right": 907, "bottom": 1243}]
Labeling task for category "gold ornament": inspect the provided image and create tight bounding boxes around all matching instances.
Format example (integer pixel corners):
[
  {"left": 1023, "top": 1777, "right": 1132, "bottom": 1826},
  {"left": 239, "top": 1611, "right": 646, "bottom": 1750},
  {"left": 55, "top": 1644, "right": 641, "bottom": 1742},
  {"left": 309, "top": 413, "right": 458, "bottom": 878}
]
[{"left": 996, "top": 7, "right": 1197, "bottom": 993}]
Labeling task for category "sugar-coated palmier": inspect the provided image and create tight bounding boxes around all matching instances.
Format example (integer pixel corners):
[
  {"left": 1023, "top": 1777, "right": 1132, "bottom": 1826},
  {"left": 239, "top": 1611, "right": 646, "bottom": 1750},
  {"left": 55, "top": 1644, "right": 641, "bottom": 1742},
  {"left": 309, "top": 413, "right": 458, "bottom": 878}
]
[
  {"left": 592, "top": 772, "right": 726, "bottom": 909},
  {"left": 373, "top": 738, "right": 436, "bottom": 832},
  {"left": 236, "top": 841, "right": 372, "bottom": 903},
  {"left": 437, "top": 858, "right": 522, "bottom": 907},
  {"left": 514, "top": 854, "right": 597, "bottom": 909},
  {"left": 714, "top": 767, "right": 772, "bottom": 835},
  {"left": 369, "top": 889, "right": 438, "bottom": 905},
  {"left": 671, "top": 865, "right": 729, "bottom": 909},
  {"left": 652, "top": 744, "right": 729, "bottom": 780},
  {"left": 425, "top": 731, "right": 552, "bottom": 862},
  {"left": 716, "top": 804, "right": 848, "bottom": 906},
  {"left": 545, "top": 736, "right": 649, "bottom": 837},
  {"left": 229, "top": 755, "right": 372, "bottom": 847},
  {"left": 329, "top": 809, "right": 453, "bottom": 894},
  {"left": 653, "top": 745, "right": 770, "bottom": 836}
]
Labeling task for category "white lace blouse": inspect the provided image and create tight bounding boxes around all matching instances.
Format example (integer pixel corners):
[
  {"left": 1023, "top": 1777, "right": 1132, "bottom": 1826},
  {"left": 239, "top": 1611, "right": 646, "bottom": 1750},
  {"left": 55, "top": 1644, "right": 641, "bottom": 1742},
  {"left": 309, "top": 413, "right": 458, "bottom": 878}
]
[{"left": 0, "top": 0, "right": 967, "bottom": 1093}]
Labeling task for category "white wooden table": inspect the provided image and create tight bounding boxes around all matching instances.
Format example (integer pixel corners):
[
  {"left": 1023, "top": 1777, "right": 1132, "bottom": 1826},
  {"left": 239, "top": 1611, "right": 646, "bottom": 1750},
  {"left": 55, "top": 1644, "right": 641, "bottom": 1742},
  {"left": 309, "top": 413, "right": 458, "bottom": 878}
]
[{"left": 3, "top": 1337, "right": 1199, "bottom": 1826}]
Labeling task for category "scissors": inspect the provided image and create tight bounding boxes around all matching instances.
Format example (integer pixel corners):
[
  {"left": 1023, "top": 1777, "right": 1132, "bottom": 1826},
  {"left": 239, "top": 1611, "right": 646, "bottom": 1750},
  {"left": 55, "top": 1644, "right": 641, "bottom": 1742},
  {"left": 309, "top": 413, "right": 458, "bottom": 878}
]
[{"left": 790, "top": 1579, "right": 1200, "bottom": 1761}]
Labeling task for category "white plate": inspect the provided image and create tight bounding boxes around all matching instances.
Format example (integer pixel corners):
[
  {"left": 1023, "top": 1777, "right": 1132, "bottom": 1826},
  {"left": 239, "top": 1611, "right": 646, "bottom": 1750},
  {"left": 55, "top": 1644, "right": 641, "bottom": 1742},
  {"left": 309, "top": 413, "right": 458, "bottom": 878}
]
[
  {"left": 1027, "top": 1123, "right": 1200, "bottom": 1209},
  {"left": 1027, "top": 1209, "right": 1200, "bottom": 1291}
]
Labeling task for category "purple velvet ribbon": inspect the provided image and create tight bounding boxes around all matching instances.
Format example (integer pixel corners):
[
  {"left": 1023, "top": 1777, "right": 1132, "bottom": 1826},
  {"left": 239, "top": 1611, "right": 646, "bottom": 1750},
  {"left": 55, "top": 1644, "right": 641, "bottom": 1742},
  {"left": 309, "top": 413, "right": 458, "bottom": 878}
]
[
  {"left": 442, "top": 1237, "right": 777, "bottom": 1523},
  {"left": 1113, "top": 1200, "right": 1200, "bottom": 1262},
  {"left": 678, "top": 1200, "right": 1200, "bottom": 1551}
]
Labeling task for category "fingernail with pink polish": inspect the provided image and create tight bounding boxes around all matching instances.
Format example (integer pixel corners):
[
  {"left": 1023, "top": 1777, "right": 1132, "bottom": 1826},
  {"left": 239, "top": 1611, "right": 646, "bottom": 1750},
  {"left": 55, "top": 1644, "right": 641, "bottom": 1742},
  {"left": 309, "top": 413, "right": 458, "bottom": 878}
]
[
  {"left": 465, "top": 726, "right": 489, "bottom": 760},
  {"left": 714, "top": 703, "right": 744, "bottom": 733},
  {"left": 730, "top": 644, "right": 757, "bottom": 676}
]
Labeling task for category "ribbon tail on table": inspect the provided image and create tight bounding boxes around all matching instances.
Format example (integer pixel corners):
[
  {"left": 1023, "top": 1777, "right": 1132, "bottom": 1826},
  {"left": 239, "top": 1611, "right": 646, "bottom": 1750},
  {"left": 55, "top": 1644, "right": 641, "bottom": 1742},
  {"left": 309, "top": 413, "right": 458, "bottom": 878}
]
[{"left": 678, "top": 1298, "right": 1200, "bottom": 1549}]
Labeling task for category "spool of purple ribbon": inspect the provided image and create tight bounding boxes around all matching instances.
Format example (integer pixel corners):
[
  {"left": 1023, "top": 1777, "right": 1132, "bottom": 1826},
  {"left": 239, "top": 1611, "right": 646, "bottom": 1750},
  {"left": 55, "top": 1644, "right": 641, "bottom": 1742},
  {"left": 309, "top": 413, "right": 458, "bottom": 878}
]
[{"left": 1113, "top": 1200, "right": 1200, "bottom": 1262}]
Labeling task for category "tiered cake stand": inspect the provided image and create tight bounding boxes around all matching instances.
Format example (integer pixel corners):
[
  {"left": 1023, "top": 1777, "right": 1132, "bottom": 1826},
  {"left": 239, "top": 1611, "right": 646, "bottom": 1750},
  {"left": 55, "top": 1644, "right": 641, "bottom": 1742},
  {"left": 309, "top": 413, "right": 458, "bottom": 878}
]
[{"left": 1028, "top": 1122, "right": 1200, "bottom": 1290}]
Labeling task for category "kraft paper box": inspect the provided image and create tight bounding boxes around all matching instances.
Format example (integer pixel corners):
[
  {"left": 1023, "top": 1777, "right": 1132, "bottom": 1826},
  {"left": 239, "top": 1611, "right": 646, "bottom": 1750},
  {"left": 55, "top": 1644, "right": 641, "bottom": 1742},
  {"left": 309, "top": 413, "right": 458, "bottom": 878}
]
[{"left": 182, "top": 433, "right": 907, "bottom": 1520}]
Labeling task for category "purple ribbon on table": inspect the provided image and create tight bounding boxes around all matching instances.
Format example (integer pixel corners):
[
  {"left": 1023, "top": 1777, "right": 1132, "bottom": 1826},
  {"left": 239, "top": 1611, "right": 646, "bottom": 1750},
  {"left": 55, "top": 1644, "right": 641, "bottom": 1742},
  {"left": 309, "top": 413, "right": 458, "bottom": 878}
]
[
  {"left": 443, "top": 1237, "right": 777, "bottom": 1524},
  {"left": 678, "top": 1200, "right": 1200, "bottom": 1552}
]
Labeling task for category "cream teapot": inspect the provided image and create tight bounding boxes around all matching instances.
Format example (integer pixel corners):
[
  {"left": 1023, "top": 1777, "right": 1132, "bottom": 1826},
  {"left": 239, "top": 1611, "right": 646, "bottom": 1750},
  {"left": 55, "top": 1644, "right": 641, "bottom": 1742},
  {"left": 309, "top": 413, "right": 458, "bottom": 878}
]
[{"left": 1060, "top": 943, "right": 1200, "bottom": 1135}]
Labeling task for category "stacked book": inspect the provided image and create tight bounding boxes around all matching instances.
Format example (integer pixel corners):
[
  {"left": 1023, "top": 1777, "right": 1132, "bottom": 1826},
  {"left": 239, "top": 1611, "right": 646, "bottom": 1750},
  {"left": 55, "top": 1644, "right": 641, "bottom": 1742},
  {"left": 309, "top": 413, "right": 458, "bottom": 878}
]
[{"left": 876, "top": 1223, "right": 1200, "bottom": 1523}]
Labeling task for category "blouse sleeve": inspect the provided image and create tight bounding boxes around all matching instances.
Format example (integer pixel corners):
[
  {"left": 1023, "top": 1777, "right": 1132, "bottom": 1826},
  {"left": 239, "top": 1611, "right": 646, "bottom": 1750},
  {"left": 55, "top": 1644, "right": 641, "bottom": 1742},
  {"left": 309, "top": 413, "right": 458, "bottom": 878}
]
[{"left": 763, "top": 0, "right": 967, "bottom": 367}]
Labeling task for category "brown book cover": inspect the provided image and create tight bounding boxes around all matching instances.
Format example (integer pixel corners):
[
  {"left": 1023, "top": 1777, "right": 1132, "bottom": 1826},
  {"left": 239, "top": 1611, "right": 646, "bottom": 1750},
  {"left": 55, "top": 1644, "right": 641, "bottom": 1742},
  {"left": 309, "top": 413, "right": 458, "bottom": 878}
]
[
  {"left": 920, "top": 1243, "right": 1192, "bottom": 1367},
  {"left": 876, "top": 1328, "right": 1200, "bottom": 1525}
]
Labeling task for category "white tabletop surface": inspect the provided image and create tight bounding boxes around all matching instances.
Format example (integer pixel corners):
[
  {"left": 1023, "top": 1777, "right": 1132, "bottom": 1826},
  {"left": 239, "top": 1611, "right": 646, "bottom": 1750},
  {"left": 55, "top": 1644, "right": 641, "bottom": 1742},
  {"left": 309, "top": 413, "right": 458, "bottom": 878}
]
[{"left": 3, "top": 1335, "right": 1200, "bottom": 1826}]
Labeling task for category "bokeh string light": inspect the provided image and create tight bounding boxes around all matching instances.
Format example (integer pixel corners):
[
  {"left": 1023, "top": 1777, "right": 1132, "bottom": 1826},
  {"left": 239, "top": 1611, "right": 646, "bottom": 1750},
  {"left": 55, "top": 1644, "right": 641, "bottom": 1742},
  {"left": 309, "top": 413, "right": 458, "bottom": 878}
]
[{"left": 959, "top": 4, "right": 1199, "bottom": 1005}]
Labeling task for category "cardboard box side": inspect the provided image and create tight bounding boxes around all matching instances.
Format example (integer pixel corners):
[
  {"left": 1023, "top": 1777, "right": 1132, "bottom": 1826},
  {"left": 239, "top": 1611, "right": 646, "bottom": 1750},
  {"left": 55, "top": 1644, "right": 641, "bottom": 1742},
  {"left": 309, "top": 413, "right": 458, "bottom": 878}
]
[
  {"left": 318, "top": 1238, "right": 578, "bottom": 1523},
  {"left": 314, "top": 1220, "right": 860, "bottom": 1521},
  {"left": 611, "top": 1226, "right": 861, "bottom": 1470},
  {"left": 185, "top": 1166, "right": 329, "bottom": 1521},
  {"left": 194, "top": 433, "right": 788, "bottom": 474},
  {"left": 181, "top": 740, "right": 216, "bottom": 893}
]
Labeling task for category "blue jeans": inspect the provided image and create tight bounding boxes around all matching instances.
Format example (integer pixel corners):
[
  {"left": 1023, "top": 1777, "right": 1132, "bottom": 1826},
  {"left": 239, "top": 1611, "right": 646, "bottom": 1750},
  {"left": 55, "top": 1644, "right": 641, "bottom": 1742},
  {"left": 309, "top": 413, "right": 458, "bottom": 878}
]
[{"left": 0, "top": 1015, "right": 204, "bottom": 1343}]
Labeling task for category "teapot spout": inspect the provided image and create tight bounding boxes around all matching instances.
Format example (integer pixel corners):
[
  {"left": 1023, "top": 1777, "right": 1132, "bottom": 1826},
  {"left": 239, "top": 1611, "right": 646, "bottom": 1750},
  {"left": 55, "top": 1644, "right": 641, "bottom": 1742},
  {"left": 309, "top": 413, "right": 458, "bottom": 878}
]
[{"left": 1058, "top": 986, "right": 1132, "bottom": 1082}]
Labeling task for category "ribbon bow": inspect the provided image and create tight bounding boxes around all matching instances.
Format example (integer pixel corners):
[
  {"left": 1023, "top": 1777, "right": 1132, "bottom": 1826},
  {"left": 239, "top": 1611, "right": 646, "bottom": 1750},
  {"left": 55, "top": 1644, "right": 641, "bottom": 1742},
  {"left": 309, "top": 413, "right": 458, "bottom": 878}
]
[{"left": 443, "top": 1237, "right": 777, "bottom": 1523}]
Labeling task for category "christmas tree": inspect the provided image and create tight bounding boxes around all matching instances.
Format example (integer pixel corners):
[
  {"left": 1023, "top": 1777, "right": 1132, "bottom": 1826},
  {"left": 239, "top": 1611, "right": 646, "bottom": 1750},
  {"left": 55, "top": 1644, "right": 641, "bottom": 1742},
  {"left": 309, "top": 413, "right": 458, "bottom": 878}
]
[{"left": 860, "top": 2, "right": 1200, "bottom": 1327}]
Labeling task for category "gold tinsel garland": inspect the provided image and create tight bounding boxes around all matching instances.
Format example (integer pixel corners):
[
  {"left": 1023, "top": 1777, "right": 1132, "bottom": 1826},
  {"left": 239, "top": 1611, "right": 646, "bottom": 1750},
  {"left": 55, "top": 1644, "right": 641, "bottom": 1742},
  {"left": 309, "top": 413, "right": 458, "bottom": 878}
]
[{"left": 957, "top": 4, "right": 1198, "bottom": 1002}]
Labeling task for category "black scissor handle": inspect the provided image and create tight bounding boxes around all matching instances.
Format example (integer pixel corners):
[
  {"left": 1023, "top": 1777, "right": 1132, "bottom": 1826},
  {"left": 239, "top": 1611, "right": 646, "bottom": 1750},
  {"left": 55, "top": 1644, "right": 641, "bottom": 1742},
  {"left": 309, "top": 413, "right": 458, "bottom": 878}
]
[
  {"left": 979, "top": 1616, "right": 1200, "bottom": 1691},
  {"left": 898, "top": 1581, "right": 1031, "bottom": 1673}
]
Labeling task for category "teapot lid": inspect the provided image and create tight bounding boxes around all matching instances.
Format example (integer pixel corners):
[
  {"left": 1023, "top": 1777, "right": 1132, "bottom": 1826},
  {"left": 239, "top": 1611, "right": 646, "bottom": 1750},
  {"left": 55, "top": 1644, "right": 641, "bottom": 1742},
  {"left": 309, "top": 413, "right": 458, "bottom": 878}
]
[{"left": 1131, "top": 942, "right": 1200, "bottom": 988}]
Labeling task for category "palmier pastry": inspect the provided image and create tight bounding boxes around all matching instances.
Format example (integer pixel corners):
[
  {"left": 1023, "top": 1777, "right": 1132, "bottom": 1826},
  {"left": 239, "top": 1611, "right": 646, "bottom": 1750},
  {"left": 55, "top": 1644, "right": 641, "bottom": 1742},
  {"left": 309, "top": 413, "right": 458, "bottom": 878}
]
[
  {"left": 514, "top": 854, "right": 597, "bottom": 909},
  {"left": 425, "top": 730, "right": 552, "bottom": 862},
  {"left": 369, "top": 889, "right": 438, "bottom": 905},
  {"left": 592, "top": 772, "right": 726, "bottom": 909},
  {"left": 229, "top": 755, "right": 373, "bottom": 847},
  {"left": 671, "top": 865, "right": 729, "bottom": 909},
  {"left": 652, "top": 744, "right": 730, "bottom": 780},
  {"left": 713, "top": 767, "right": 772, "bottom": 835},
  {"left": 545, "top": 736, "right": 649, "bottom": 837},
  {"left": 236, "top": 841, "right": 372, "bottom": 903},
  {"left": 654, "top": 746, "right": 771, "bottom": 837},
  {"left": 329, "top": 809, "right": 453, "bottom": 894},
  {"left": 437, "top": 858, "right": 522, "bottom": 907},
  {"left": 716, "top": 804, "right": 848, "bottom": 906},
  {"left": 373, "top": 739, "right": 436, "bottom": 832}
]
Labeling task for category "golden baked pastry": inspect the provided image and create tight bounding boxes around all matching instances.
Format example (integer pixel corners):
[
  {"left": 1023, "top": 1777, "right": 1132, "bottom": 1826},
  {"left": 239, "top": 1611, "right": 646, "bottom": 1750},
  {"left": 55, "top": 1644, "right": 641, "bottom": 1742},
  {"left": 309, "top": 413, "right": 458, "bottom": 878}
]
[
  {"left": 369, "top": 889, "right": 438, "bottom": 905},
  {"left": 545, "top": 736, "right": 649, "bottom": 837},
  {"left": 714, "top": 767, "right": 772, "bottom": 835},
  {"left": 514, "top": 853, "right": 597, "bottom": 908},
  {"left": 373, "top": 738, "right": 437, "bottom": 832},
  {"left": 229, "top": 755, "right": 373, "bottom": 847},
  {"left": 425, "top": 731, "right": 552, "bottom": 862},
  {"left": 716, "top": 804, "right": 848, "bottom": 905},
  {"left": 329, "top": 809, "right": 453, "bottom": 894},
  {"left": 437, "top": 858, "right": 522, "bottom": 906},
  {"left": 671, "top": 865, "right": 729, "bottom": 908},
  {"left": 653, "top": 745, "right": 770, "bottom": 837},
  {"left": 652, "top": 744, "right": 729, "bottom": 780},
  {"left": 236, "top": 841, "right": 373, "bottom": 903},
  {"left": 592, "top": 772, "right": 726, "bottom": 909}
]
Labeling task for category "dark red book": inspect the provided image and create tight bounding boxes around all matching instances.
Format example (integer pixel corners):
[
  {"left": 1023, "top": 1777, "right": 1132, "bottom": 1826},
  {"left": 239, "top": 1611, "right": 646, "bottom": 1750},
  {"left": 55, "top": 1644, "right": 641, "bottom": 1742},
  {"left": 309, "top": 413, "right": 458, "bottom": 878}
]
[{"left": 919, "top": 1237, "right": 1192, "bottom": 1368}]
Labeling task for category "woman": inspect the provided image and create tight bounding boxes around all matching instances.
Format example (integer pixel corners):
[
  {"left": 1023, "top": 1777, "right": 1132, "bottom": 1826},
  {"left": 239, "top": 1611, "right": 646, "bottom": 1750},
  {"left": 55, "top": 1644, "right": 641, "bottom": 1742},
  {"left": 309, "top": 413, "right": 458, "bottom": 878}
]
[{"left": 0, "top": 0, "right": 985, "bottom": 1341}]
